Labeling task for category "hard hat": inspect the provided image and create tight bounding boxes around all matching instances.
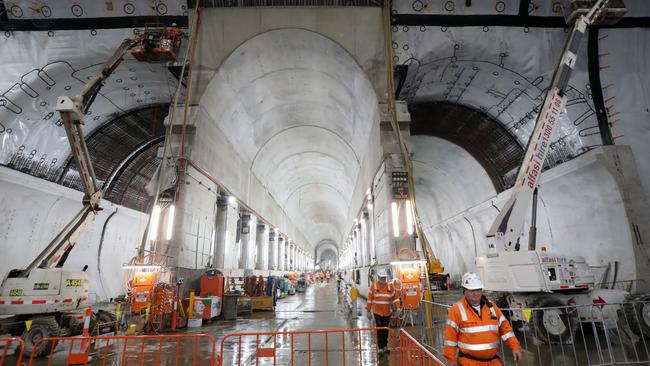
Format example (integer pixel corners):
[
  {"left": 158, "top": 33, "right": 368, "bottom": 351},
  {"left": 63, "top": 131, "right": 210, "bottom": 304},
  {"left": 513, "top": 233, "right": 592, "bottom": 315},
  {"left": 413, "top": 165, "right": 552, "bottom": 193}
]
[
  {"left": 377, "top": 268, "right": 389, "bottom": 279},
  {"left": 461, "top": 272, "right": 483, "bottom": 290}
]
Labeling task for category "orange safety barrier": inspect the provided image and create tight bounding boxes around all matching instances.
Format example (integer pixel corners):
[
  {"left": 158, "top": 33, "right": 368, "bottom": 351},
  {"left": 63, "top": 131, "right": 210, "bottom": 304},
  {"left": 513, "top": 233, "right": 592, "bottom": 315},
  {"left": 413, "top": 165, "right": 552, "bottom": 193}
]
[
  {"left": 0, "top": 337, "right": 24, "bottom": 366},
  {"left": 397, "top": 328, "right": 444, "bottom": 366},
  {"left": 217, "top": 326, "right": 444, "bottom": 366},
  {"left": 26, "top": 333, "right": 217, "bottom": 366}
]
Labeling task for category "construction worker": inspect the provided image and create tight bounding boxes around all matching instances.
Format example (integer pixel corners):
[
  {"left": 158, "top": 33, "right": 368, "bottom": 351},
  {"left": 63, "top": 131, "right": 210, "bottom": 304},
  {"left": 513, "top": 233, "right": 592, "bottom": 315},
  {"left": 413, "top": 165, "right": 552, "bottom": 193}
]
[
  {"left": 366, "top": 269, "right": 400, "bottom": 354},
  {"left": 443, "top": 272, "right": 523, "bottom": 365}
]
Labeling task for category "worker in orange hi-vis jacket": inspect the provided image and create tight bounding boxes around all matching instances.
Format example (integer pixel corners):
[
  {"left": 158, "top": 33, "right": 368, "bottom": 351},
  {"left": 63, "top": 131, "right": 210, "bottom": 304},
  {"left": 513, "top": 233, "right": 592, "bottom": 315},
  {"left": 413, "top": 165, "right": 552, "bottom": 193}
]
[
  {"left": 366, "top": 269, "right": 400, "bottom": 355},
  {"left": 444, "top": 272, "right": 523, "bottom": 365}
]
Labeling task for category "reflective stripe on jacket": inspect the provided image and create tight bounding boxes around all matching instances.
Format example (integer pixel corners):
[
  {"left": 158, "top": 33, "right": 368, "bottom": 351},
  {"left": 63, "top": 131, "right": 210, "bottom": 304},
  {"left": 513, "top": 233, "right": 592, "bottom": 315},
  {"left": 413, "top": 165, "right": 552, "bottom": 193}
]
[
  {"left": 366, "top": 282, "right": 401, "bottom": 317},
  {"left": 443, "top": 297, "right": 521, "bottom": 364}
]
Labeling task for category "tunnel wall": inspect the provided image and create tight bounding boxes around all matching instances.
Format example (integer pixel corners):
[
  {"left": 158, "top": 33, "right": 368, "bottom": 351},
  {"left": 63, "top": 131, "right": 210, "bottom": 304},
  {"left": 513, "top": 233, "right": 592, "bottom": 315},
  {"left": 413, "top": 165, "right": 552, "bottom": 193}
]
[
  {"left": 190, "top": 7, "right": 387, "bottom": 105},
  {"left": 0, "top": 166, "right": 147, "bottom": 301},
  {"left": 414, "top": 144, "right": 650, "bottom": 292}
]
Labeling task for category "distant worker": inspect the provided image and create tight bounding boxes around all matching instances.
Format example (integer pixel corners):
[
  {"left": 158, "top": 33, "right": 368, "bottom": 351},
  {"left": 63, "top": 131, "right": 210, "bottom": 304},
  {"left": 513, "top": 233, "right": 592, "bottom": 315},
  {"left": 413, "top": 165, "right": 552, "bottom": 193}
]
[
  {"left": 443, "top": 272, "right": 523, "bottom": 366},
  {"left": 366, "top": 269, "right": 400, "bottom": 354}
]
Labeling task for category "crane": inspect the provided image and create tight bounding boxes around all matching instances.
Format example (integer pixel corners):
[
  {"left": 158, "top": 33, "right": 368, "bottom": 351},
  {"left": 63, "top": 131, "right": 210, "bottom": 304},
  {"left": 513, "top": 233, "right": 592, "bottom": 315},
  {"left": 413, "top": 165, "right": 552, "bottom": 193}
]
[
  {"left": 0, "top": 25, "right": 183, "bottom": 357},
  {"left": 474, "top": 0, "right": 630, "bottom": 343}
]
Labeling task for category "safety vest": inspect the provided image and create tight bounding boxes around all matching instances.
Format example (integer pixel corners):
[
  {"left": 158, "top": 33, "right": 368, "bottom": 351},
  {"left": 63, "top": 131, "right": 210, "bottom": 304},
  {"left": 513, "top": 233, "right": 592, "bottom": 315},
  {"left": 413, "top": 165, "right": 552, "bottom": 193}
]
[
  {"left": 443, "top": 297, "right": 521, "bottom": 364},
  {"left": 366, "top": 282, "right": 401, "bottom": 317}
]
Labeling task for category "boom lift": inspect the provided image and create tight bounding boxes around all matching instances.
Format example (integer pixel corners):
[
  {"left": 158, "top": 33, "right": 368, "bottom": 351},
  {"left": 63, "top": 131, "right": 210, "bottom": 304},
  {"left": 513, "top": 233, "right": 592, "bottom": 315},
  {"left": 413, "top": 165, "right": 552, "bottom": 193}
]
[
  {"left": 475, "top": 0, "right": 631, "bottom": 342},
  {"left": 0, "top": 25, "right": 183, "bottom": 356}
]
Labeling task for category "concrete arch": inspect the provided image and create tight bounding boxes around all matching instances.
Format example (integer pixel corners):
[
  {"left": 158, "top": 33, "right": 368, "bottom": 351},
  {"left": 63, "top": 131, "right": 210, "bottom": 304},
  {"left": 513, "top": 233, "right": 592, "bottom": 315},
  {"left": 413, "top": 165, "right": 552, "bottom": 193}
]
[{"left": 200, "top": 28, "right": 379, "bottom": 250}]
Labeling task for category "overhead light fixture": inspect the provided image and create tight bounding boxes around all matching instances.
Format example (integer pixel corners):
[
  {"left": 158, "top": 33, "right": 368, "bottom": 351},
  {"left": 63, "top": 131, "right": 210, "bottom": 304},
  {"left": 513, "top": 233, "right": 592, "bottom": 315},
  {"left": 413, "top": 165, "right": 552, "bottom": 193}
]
[
  {"left": 148, "top": 204, "right": 161, "bottom": 241},
  {"left": 406, "top": 200, "right": 414, "bottom": 236},
  {"left": 166, "top": 204, "right": 175, "bottom": 240},
  {"left": 391, "top": 201, "right": 399, "bottom": 238},
  {"left": 389, "top": 260, "right": 427, "bottom": 266},
  {"left": 228, "top": 196, "right": 236, "bottom": 205},
  {"left": 122, "top": 265, "right": 162, "bottom": 270},
  {"left": 248, "top": 216, "right": 256, "bottom": 228},
  {"left": 367, "top": 202, "right": 373, "bottom": 210}
]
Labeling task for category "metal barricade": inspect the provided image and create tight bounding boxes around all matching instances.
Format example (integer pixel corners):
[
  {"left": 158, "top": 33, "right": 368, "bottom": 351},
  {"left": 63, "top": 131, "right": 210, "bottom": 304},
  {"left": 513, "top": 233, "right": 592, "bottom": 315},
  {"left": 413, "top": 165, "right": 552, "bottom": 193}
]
[
  {"left": 397, "top": 328, "right": 445, "bottom": 366},
  {"left": 218, "top": 326, "right": 444, "bottom": 366},
  {"left": 0, "top": 337, "right": 24, "bottom": 366},
  {"left": 26, "top": 333, "right": 217, "bottom": 366},
  {"left": 419, "top": 299, "right": 650, "bottom": 366}
]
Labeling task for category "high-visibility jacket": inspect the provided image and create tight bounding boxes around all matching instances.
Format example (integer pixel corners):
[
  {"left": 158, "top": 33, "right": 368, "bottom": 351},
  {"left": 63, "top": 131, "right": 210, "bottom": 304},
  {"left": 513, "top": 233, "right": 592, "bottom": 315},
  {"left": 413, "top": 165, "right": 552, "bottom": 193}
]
[
  {"left": 443, "top": 297, "right": 521, "bottom": 364},
  {"left": 366, "top": 281, "right": 401, "bottom": 317}
]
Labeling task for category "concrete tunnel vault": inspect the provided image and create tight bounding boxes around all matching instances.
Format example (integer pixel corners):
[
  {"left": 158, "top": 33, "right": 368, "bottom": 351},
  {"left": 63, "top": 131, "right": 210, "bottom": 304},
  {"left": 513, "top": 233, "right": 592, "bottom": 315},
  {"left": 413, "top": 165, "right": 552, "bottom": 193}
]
[{"left": 200, "top": 28, "right": 379, "bottom": 252}]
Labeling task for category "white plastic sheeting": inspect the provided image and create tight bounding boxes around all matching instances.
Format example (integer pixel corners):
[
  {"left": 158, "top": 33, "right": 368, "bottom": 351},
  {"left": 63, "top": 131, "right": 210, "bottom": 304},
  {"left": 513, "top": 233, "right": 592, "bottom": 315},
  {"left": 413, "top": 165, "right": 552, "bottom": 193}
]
[
  {"left": 414, "top": 143, "right": 639, "bottom": 286},
  {"left": 198, "top": 28, "right": 379, "bottom": 250},
  {"left": 599, "top": 27, "right": 650, "bottom": 212},
  {"left": 3, "top": 0, "right": 187, "bottom": 19},
  {"left": 0, "top": 29, "right": 178, "bottom": 173},
  {"left": 393, "top": 0, "right": 650, "bottom": 17},
  {"left": 393, "top": 25, "right": 599, "bottom": 168},
  {"left": 0, "top": 166, "right": 147, "bottom": 300}
]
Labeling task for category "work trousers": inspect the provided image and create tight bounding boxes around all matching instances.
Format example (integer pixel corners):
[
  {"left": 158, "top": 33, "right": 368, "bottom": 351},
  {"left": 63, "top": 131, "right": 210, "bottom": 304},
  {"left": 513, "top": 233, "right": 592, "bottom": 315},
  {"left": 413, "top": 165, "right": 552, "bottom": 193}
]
[{"left": 373, "top": 314, "right": 391, "bottom": 349}]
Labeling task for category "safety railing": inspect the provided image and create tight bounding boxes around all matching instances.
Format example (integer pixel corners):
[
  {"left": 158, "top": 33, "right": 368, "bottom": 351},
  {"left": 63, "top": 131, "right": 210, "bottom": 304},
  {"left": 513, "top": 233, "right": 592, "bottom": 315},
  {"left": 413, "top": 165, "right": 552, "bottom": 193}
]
[
  {"left": 419, "top": 299, "right": 650, "bottom": 366},
  {"left": 25, "top": 333, "right": 217, "bottom": 366},
  {"left": 398, "top": 328, "right": 445, "bottom": 366},
  {"left": 218, "top": 326, "right": 444, "bottom": 365},
  {"left": 0, "top": 337, "right": 24, "bottom": 366}
]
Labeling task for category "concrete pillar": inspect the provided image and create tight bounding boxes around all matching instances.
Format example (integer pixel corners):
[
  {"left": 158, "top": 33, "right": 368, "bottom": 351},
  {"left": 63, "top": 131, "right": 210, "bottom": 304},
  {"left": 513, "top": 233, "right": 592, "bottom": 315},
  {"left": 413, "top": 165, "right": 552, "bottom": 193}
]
[
  {"left": 214, "top": 196, "right": 238, "bottom": 269},
  {"left": 268, "top": 231, "right": 277, "bottom": 270},
  {"left": 256, "top": 224, "right": 268, "bottom": 270},
  {"left": 359, "top": 221, "right": 366, "bottom": 268},
  {"left": 284, "top": 240, "right": 290, "bottom": 271},
  {"left": 278, "top": 236, "right": 285, "bottom": 271},
  {"left": 239, "top": 214, "right": 256, "bottom": 270}
]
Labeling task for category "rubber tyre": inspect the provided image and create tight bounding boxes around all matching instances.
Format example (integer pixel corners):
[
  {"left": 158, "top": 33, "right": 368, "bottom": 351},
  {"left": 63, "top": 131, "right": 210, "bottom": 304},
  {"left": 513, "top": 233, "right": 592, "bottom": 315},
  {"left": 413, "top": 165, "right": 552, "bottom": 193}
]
[
  {"left": 533, "top": 298, "right": 577, "bottom": 344},
  {"left": 96, "top": 310, "right": 117, "bottom": 334},
  {"left": 624, "top": 295, "right": 650, "bottom": 338},
  {"left": 22, "top": 316, "right": 62, "bottom": 358}
]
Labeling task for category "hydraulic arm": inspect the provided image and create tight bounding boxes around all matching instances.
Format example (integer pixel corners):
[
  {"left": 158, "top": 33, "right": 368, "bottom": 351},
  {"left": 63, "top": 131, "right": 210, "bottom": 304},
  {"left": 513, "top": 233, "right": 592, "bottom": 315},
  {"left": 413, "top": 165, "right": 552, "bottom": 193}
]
[{"left": 486, "top": 0, "right": 619, "bottom": 252}]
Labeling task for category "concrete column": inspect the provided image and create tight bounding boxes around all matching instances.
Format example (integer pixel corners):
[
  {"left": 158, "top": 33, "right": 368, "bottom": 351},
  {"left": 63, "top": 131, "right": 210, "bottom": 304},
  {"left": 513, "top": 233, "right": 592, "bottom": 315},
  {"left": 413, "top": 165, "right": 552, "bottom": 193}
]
[
  {"left": 239, "top": 214, "right": 256, "bottom": 270},
  {"left": 256, "top": 224, "right": 268, "bottom": 270},
  {"left": 214, "top": 196, "right": 238, "bottom": 269},
  {"left": 359, "top": 221, "right": 366, "bottom": 268},
  {"left": 289, "top": 242, "right": 295, "bottom": 271},
  {"left": 284, "top": 240, "right": 290, "bottom": 271},
  {"left": 268, "top": 231, "right": 277, "bottom": 270},
  {"left": 277, "top": 236, "right": 285, "bottom": 271}
]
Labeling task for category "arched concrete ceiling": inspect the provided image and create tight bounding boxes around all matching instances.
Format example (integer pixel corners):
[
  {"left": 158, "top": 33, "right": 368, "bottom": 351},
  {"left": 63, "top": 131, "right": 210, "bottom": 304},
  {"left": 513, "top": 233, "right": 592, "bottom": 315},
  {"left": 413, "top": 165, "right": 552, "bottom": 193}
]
[
  {"left": 201, "top": 28, "right": 378, "bottom": 250},
  {"left": 412, "top": 135, "right": 496, "bottom": 227},
  {"left": 0, "top": 29, "right": 180, "bottom": 177}
]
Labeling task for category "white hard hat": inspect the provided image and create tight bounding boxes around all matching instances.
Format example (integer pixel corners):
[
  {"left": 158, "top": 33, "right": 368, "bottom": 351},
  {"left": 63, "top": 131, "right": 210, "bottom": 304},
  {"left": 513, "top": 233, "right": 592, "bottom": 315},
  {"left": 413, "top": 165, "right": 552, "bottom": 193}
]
[
  {"left": 461, "top": 272, "right": 483, "bottom": 290},
  {"left": 377, "top": 268, "right": 388, "bottom": 278}
]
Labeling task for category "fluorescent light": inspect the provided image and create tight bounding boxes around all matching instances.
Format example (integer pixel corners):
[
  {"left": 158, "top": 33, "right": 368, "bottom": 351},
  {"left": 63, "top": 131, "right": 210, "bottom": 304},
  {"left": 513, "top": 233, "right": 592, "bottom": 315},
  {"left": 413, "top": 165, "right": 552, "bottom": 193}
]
[
  {"left": 367, "top": 202, "right": 373, "bottom": 210},
  {"left": 122, "top": 265, "right": 161, "bottom": 270},
  {"left": 166, "top": 205, "right": 175, "bottom": 240},
  {"left": 228, "top": 196, "right": 236, "bottom": 205},
  {"left": 406, "top": 200, "right": 414, "bottom": 236},
  {"left": 209, "top": 229, "right": 216, "bottom": 255},
  {"left": 148, "top": 205, "right": 161, "bottom": 241},
  {"left": 389, "top": 260, "right": 427, "bottom": 266},
  {"left": 391, "top": 201, "right": 399, "bottom": 238}
]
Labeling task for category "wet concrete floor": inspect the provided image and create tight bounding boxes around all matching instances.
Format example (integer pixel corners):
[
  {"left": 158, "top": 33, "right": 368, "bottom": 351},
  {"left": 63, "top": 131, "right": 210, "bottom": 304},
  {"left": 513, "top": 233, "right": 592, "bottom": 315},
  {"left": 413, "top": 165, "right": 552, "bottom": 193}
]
[{"left": 16, "top": 281, "right": 403, "bottom": 365}]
